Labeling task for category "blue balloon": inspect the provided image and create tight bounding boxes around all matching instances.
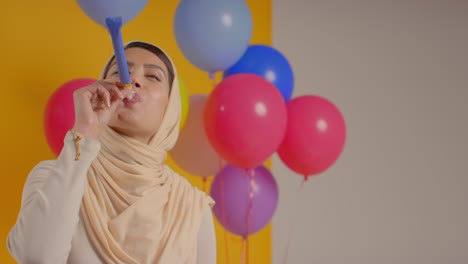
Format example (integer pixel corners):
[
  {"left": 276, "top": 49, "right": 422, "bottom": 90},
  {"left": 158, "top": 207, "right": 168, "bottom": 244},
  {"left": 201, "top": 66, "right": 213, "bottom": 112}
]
[
  {"left": 77, "top": 0, "right": 148, "bottom": 27},
  {"left": 174, "top": 0, "right": 253, "bottom": 73},
  {"left": 224, "top": 45, "right": 294, "bottom": 101}
]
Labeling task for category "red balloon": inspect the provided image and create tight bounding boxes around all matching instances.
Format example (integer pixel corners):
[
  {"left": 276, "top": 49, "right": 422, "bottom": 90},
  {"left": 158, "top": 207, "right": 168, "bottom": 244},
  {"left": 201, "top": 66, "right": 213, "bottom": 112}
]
[
  {"left": 44, "top": 78, "right": 95, "bottom": 156},
  {"left": 204, "top": 74, "right": 287, "bottom": 169},
  {"left": 277, "top": 95, "right": 346, "bottom": 177}
]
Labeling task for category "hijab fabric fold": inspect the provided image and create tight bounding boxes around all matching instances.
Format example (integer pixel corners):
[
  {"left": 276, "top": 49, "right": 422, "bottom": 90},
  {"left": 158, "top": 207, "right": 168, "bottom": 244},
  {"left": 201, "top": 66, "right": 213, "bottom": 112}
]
[{"left": 79, "top": 42, "right": 214, "bottom": 264}]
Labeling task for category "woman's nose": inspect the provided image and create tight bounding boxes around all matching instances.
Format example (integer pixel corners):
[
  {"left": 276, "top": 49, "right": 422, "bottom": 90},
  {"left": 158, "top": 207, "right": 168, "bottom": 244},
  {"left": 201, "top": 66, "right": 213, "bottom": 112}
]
[
  {"left": 131, "top": 78, "right": 141, "bottom": 89},
  {"left": 129, "top": 70, "right": 142, "bottom": 88}
]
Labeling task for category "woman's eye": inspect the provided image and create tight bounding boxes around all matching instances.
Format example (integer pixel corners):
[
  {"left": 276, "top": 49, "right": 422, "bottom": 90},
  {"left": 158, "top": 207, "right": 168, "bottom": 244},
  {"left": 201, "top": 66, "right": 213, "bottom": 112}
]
[{"left": 147, "top": 75, "right": 160, "bottom": 81}]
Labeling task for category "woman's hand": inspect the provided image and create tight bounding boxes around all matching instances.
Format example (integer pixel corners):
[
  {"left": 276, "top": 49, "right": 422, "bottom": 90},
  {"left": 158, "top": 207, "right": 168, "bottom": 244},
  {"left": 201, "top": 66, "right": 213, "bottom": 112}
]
[{"left": 71, "top": 80, "right": 130, "bottom": 139}]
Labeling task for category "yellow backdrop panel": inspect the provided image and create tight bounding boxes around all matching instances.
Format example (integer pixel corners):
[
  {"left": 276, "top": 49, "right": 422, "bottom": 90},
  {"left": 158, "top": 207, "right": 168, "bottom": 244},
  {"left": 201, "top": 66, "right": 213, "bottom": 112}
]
[{"left": 0, "top": 0, "right": 272, "bottom": 263}]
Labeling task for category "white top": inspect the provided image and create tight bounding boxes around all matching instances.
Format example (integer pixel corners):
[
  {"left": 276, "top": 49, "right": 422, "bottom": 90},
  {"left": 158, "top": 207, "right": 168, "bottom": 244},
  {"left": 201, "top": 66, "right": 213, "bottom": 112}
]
[{"left": 6, "top": 135, "right": 216, "bottom": 264}]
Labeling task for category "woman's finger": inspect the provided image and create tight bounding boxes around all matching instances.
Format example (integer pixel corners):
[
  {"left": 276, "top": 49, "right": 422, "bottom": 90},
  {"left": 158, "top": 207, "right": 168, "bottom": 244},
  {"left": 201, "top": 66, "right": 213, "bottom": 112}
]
[
  {"left": 110, "top": 86, "right": 124, "bottom": 101},
  {"left": 95, "top": 84, "right": 111, "bottom": 108}
]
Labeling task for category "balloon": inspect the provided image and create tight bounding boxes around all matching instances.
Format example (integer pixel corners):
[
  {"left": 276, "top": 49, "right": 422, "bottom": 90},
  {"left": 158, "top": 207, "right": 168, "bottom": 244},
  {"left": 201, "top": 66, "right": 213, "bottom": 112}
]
[
  {"left": 76, "top": 0, "right": 148, "bottom": 27},
  {"left": 277, "top": 95, "right": 346, "bottom": 177},
  {"left": 179, "top": 77, "right": 189, "bottom": 129},
  {"left": 174, "top": 0, "right": 253, "bottom": 73},
  {"left": 210, "top": 164, "right": 279, "bottom": 237},
  {"left": 171, "top": 95, "right": 223, "bottom": 177},
  {"left": 224, "top": 45, "right": 294, "bottom": 101},
  {"left": 204, "top": 74, "right": 287, "bottom": 169},
  {"left": 44, "top": 78, "right": 96, "bottom": 156}
]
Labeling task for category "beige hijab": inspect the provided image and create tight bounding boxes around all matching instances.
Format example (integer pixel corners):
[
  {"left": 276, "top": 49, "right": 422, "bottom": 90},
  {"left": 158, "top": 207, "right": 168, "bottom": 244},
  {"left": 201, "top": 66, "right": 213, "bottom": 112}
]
[{"left": 80, "top": 41, "right": 214, "bottom": 264}]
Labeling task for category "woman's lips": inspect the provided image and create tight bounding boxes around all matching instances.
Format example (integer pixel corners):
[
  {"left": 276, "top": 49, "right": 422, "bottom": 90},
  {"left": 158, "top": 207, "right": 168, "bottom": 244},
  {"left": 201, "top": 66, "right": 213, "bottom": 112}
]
[{"left": 123, "top": 92, "right": 140, "bottom": 105}]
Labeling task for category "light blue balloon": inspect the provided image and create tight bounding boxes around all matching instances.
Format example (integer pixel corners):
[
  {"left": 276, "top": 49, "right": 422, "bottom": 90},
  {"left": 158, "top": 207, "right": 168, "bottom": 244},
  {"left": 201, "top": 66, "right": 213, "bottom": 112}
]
[
  {"left": 174, "top": 0, "right": 253, "bottom": 73},
  {"left": 77, "top": 0, "right": 148, "bottom": 27}
]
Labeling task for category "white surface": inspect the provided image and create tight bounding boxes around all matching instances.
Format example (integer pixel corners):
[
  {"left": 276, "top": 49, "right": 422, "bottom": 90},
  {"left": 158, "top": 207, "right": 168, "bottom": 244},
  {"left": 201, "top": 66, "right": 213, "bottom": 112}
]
[{"left": 272, "top": 1, "right": 468, "bottom": 263}]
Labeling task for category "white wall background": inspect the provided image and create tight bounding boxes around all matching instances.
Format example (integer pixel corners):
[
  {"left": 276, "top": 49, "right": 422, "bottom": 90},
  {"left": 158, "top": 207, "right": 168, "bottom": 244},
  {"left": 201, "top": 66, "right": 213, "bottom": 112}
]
[{"left": 271, "top": 0, "right": 468, "bottom": 263}]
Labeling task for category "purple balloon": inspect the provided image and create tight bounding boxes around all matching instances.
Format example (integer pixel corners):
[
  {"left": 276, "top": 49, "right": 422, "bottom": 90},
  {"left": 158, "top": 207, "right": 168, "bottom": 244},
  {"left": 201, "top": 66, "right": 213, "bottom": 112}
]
[{"left": 210, "top": 164, "right": 279, "bottom": 237}]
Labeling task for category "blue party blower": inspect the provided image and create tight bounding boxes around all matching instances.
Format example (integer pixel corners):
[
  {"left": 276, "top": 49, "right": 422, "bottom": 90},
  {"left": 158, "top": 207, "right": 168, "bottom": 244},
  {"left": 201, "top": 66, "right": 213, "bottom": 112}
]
[
  {"left": 76, "top": 0, "right": 148, "bottom": 88},
  {"left": 105, "top": 17, "right": 132, "bottom": 88}
]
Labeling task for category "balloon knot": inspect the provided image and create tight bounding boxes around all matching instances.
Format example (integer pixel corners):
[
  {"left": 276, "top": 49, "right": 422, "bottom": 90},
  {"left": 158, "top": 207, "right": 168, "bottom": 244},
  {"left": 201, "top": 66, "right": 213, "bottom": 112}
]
[{"left": 208, "top": 72, "right": 215, "bottom": 80}]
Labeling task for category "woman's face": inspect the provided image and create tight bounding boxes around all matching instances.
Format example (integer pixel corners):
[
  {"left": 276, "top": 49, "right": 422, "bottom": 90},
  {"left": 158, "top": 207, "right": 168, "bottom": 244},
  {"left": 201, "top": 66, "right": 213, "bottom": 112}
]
[{"left": 105, "top": 47, "right": 171, "bottom": 143}]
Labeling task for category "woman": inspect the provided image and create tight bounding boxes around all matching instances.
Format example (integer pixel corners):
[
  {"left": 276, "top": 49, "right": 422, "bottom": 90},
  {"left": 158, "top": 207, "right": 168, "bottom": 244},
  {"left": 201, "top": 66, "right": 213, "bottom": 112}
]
[{"left": 7, "top": 41, "right": 216, "bottom": 264}]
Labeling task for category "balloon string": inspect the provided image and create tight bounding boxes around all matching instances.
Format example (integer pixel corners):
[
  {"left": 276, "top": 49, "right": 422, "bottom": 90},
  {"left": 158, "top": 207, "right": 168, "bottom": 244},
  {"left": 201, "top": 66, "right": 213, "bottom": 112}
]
[
  {"left": 240, "top": 239, "right": 246, "bottom": 264},
  {"left": 245, "top": 169, "right": 256, "bottom": 264},
  {"left": 282, "top": 176, "right": 308, "bottom": 264},
  {"left": 202, "top": 177, "right": 207, "bottom": 193},
  {"left": 220, "top": 161, "right": 230, "bottom": 264},
  {"left": 245, "top": 237, "right": 249, "bottom": 264},
  {"left": 218, "top": 155, "right": 224, "bottom": 175}
]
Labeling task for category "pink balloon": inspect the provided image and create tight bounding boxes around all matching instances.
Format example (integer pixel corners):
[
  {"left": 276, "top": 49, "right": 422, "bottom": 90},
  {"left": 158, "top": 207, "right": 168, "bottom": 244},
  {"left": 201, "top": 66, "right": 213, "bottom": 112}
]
[
  {"left": 204, "top": 74, "right": 287, "bottom": 169},
  {"left": 44, "top": 78, "right": 95, "bottom": 156},
  {"left": 170, "top": 94, "right": 224, "bottom": 177},
  {"left": 277, "top": 95, "right": 346, "bottom": 177}
]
